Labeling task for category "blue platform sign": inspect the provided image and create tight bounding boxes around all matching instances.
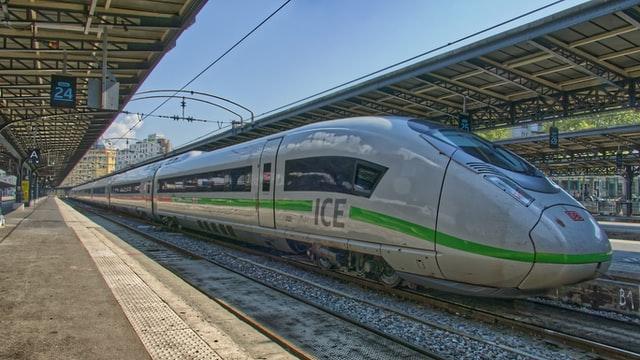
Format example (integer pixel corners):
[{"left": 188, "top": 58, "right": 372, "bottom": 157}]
[
  {"left": 50, "top": 75, "right": 76, "bottom": 108},
  {"left": 458, "top": 113, "right": 471, "bottom": 132},
  {"left": 549, "top": 126, "right": 559, "bottom": 149}
]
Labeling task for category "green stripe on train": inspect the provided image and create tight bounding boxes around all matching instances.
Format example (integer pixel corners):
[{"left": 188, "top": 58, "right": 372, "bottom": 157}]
[
  {"left": 197, "top": 198, "right": 256, "bottom": 207},
  {"left": 171, "top": 196, "right": 194, "bottom": 204},
  {"left": 349, "top": 206, "right": 435, "bottom": 242},
  {"left": 274, "top": 199, "right": 313, "bottom": 212},
  {"left": 259, "top": 199, "right": 313, "bottom": 212},
  {"left": 349, "top": 206, "right": 612, "bottom": 265},
  {"left": 535, "top": 251, "right": 612, "bottom": 264}
]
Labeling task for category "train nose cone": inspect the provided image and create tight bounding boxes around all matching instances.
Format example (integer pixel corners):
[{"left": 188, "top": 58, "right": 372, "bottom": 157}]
[{"left": 519, "top": 205, "right": 612, "bottom": 290}]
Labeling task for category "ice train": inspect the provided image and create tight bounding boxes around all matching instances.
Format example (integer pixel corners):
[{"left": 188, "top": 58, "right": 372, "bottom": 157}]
[{"left": 69, "top": 116, "right": 612, "bottom": 297}]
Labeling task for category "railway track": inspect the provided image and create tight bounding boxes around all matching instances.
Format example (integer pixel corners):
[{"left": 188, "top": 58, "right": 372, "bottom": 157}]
[{"left": 71, "top": 200, "right": 640, "bottom": 360}]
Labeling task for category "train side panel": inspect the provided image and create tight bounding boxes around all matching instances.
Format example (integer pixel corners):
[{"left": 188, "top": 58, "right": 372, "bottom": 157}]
[
  {"left": 109, "top": 163, "right": 159, "bottom": 217},
  {"left": 436, "top": 160, "right": 537, "bottom": 288},
  {"left": 87, "top": 178, "right": 110, "bottom": 207},
  {"left": 273, "top": 118, "right": 448, "bottom": 279},
  {"left": 154, "top": 143, "right": 262, "bottom": 233}
]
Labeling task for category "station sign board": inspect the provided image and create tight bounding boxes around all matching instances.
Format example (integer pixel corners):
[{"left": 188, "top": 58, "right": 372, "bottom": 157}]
[
  {"left": 27, "top": 148, "right": 41, "bottom": 165},
  {"left": 549, "top": 126, "right": 559, "bottom": 149},
  {"left": 458, "top": 113, "right": 471, "bottom": 132},
  {"left": 50, "top": 75, "right": 77, "bottom": 108}
]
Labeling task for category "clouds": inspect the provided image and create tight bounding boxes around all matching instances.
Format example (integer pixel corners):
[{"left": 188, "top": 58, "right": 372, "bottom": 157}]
[{"left": 100, "top": 113, "right": 143, "bottom": 149}]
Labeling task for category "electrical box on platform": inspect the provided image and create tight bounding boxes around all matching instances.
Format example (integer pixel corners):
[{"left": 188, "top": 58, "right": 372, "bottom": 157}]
[{"left": 87, "top": 70, "right": 119, "bottom": 110}]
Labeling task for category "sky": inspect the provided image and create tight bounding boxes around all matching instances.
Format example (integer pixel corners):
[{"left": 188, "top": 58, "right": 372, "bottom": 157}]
[{"left": 100, "top": 0, "right": 589, "bottom": 150}]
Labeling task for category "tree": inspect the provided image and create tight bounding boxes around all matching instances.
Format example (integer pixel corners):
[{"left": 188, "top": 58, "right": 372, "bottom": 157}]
[{"left": 476, "top": 110, "right": 640, "bottom": 141}]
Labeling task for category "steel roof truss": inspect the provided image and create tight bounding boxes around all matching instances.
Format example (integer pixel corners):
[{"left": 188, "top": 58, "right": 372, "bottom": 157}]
[{"left": 530, "top": 38, "right": 626, "bottom": 89}]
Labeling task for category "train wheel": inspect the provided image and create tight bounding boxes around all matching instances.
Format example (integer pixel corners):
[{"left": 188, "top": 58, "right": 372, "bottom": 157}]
[
  {"left": 380, "top": 266, "right": 401, "bottom": 288},
  {"left": 287, "top": 239, "right": 310, "bottom": 255},
  {"left": 317, "top": 256, "right": 334, "bottom": 270}
]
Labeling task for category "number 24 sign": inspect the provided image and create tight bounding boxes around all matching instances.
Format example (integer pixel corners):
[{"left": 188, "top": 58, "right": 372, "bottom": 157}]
[{"left": 50, "top": 75, "right": 76, "bottom": 108}]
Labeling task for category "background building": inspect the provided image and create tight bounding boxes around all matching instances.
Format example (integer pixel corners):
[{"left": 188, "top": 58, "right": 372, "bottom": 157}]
[
  {"left": 116, "top": 134, "right": 171, "bottom": 171},
  {"left": 61, "top": 144, "right": 116, "bottom": 187},
  {"left": 0, "top": 170, "right": 16, "bottom": 199}
]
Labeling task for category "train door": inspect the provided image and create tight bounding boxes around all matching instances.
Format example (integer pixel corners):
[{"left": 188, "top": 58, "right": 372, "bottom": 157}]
[
  {"left": 151, "top": 167, "right": 162, "bottom": 217},
  {"left": 258, "top": 137, "right": 282, "bottom": 228},
  {"left": 144, "top": 181, "right": 152, "bottom": 209}
]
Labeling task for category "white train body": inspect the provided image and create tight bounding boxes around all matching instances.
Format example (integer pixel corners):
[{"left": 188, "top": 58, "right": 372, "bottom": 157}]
[{"left": 70, "top": 117, "right": 612, "bottom": 297}]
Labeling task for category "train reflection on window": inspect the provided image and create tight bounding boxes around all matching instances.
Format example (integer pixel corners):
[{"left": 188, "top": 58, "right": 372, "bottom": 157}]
[
  {"left": 158, "top": 166, "right": 252, "bottom": 193},
  {"left": 112, "top": 183, "right": 141, "bottom": 194},
  {"left": 284, "top": 156, "right": 386, "bottom": 197}
]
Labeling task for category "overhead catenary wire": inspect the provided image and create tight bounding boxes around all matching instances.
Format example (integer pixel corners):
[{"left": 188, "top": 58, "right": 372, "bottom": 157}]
[
  {"left": 111, "top": 0, "right": 294, "bottom": 145},
  {"left": 119, "top": 110, "right": 231, "bottom": 129}
]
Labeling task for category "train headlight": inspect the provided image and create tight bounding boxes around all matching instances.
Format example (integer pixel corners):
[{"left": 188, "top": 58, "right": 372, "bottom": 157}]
[{"left": 484, "top": 175, "right": 534, "bottom": 207}]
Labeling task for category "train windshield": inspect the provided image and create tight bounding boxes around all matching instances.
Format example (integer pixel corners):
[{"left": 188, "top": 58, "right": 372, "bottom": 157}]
[{"left": 431, "top": 130, "right": 539, "bottom": 176}]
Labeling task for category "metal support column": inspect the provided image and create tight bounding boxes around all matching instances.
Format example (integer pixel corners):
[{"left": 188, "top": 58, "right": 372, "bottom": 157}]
[
  {"left": 34, "top": 174, "right": 39, "bottom": 201},
  {"left": 15, "top": 162, "right": 21, "bottom": 204},
  {"left": 623, "top": 165, "right": 634, "bottom": 217},
  {"left": 25, "top": 168, "right": 31, "bottom": 207}
]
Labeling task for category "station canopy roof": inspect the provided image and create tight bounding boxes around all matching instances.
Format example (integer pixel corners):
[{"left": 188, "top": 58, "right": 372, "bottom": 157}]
[
  {"left": 173, "top": 0, "right": 640, "bottom": 157},
  {"left": 496, "top": 124, "right": 640, "bottom": 176},
  {"left": 0, "top": 0, "right": 205, "bottom": 185}
]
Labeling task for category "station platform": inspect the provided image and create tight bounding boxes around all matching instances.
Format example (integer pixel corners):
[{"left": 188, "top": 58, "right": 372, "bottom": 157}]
[
  {"left": 610, "top": 239, "right": 640, "bottom": 278},
  {"left": 600, "top": 221, "right": 640, "bottom": 241},
  {"left": 0, "top": 197, "right": 294, "bottom": 360}
]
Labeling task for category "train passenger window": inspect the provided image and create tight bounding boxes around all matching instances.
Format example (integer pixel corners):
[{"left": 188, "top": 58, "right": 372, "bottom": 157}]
[
  {"left": 284, "top": 156, "right": 386, "bottom": 197},
  {"left": 262, "top": 163, "right": 271, "bottom": 192},
  {"left": 158, "top": 166, "right": 252, "bottom": 193},
  {"left": 285, "top": 156, "right": 355, "bottom": 194},
  {"left": 354, "top": 163, "right": 386, "bottom": 197},
  {"left": 93, "top": 187, "right": 106, "bottom": 194},
  {"left": 231, "top": 167, "right": 252, "bottom": 192},
  {"left": 203, "top": 172, "right": 226, "bottom": 192},
  {"left": 112, "top": 183, "right": 141, "bottom": 194}
]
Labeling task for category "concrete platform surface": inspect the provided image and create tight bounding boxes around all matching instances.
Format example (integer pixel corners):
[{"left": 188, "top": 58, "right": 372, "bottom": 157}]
[
  {"left": 600, "top": 221, "right": 640, "bottom": 240},
  {"left": 610, "top": 239, "right": 640, "bottom": 278},
  {"left": 0, "top": 197, "right": 293, "bottom": 360}
]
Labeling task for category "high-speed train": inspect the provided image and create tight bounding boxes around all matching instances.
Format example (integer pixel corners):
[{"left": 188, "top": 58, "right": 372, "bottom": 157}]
[{"left": 69, "top": 116, "right": 612, "bottom": 297}]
